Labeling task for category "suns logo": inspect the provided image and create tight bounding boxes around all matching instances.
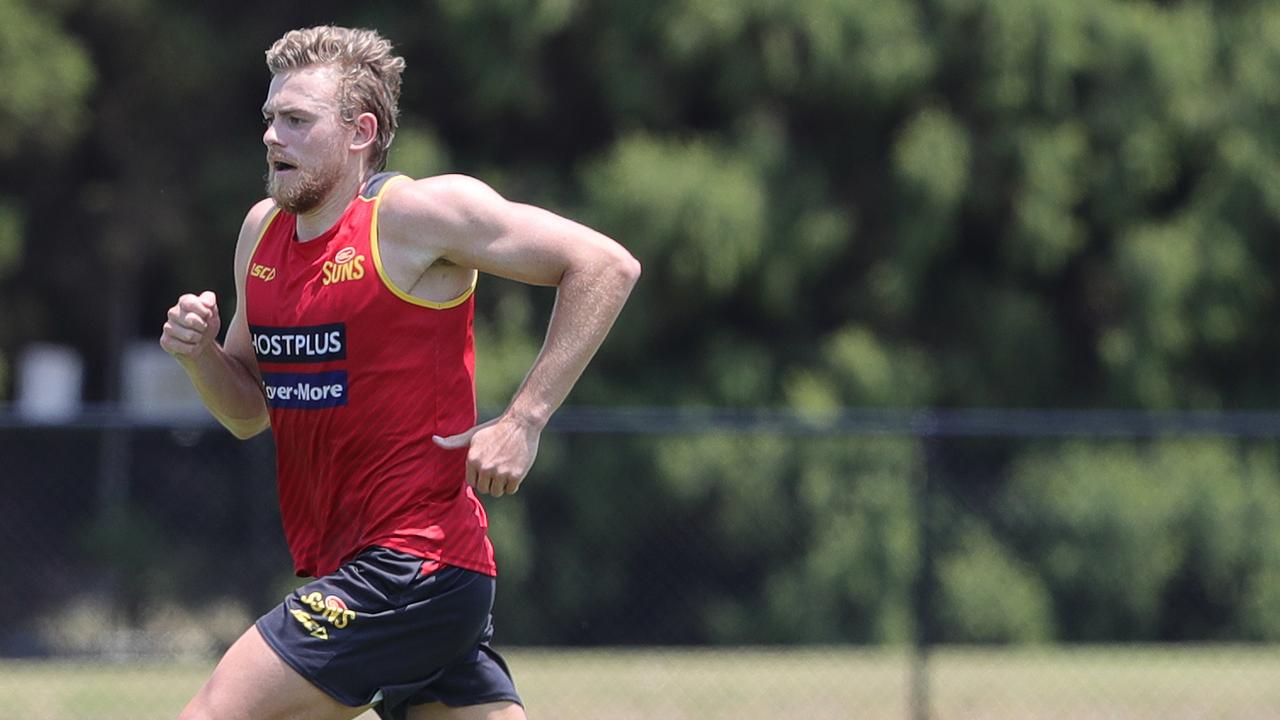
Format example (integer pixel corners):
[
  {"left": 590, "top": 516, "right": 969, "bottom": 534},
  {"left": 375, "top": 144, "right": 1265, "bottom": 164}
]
[
  {"left": 299, "top": 591, "right": 358, "bottom": 629},
  {"left": 250, "top": 263, "right": 277, "bottom": 282},
  {"left": 322, "top": 246, "right": 365, "bottom": 286}
]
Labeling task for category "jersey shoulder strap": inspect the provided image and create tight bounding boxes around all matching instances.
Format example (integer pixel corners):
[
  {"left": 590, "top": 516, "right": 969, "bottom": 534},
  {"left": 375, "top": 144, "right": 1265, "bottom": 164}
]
[{"left": 361, "top": 171, "right": 405, "bottom": 199}]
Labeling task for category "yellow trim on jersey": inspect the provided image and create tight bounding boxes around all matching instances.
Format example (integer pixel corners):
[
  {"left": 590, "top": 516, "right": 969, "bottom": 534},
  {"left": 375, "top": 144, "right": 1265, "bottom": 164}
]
[
  {"left": 370, "top": 175, "right": 477, "bottom": 309},
  {"left": 246, "top": 206, "right": 283, "bottom": 281}
]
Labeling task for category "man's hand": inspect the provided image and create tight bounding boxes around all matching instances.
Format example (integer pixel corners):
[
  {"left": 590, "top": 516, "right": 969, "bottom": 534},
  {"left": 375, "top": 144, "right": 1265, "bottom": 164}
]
[
  {"left": 433, "top": 416, "right": 542, "bottom": 497},
  {"left": 160, "top": 291, "right": 222, "bottom": 360}
]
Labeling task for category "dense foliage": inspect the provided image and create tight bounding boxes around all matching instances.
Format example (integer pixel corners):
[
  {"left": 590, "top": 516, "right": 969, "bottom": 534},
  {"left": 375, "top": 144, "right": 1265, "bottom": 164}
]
[{"left": 4, "top": 0, "right": 1280, "bottom": 645}]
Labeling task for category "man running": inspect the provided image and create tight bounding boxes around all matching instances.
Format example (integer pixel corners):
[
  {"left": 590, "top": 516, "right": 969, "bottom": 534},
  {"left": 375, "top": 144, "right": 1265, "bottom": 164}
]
[{"left": 160, "top": 25, "right": 640, "bottom": 720}]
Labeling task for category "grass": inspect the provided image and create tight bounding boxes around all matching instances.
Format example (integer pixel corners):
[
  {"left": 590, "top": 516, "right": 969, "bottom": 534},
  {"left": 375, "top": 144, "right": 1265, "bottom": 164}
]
[{"left": 2, "top": 645, "right": 1280, "bottom": 719}]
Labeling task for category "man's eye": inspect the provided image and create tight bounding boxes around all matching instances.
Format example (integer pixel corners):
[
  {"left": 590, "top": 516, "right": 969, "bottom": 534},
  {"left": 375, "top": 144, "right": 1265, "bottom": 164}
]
[{"left": 288, "top": 116, "right": 305, "bottom": 126}]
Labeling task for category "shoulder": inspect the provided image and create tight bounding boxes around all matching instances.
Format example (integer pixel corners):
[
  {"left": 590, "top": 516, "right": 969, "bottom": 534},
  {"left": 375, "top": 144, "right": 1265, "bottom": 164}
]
[
  {"left": 380, "top": 174, "right": 507, "bottom": 233},
  {"left": 239, "top": 198, "right": 280, "bottom": 241},
  {"left": 233, "top": 198, "right": 280, "bottom": 268},
  {"left": 385, "top": 173, "right": 503, "bottom": 204}
]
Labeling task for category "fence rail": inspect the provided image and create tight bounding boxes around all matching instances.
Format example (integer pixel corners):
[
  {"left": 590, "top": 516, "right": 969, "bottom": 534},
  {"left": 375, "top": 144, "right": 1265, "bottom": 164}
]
[
  {"left": 10, "top": 404, "right": 1280, "bottom": 436},
  {"left": 3, "top": 406, "right": 1280, "bottom": 719}
]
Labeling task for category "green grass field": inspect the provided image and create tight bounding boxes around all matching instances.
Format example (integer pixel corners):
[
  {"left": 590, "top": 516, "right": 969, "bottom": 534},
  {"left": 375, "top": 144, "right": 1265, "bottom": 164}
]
[{"left": 3, "top": 646, "right": 1280, "bottom": 719}]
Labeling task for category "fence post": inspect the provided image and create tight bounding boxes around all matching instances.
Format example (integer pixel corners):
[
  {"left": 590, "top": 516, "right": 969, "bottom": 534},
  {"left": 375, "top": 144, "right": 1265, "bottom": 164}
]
[{"left": 909, "top": 413, "right": 938, "bottom": 720}]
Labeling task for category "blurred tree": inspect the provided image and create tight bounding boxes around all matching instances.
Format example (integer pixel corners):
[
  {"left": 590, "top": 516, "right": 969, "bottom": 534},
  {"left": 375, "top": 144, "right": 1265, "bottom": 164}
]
[
  {"left": 0, "top": 0, "right": 94, "bottom": 396},
  {"left": 6, "top": 0, "right": 1280, "bottom": 645},
  {"left": 6, "top": 0, "right": 1278, "bottom": 409}
]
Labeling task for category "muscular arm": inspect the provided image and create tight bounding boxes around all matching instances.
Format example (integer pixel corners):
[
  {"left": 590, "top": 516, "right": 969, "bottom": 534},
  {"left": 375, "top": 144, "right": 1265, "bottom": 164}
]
[
  {"left": 379, "top": 175, "right": 641, "bottom": 494},
  {"left": 160, "top": 200, "right": 274, "bottom": 439}
]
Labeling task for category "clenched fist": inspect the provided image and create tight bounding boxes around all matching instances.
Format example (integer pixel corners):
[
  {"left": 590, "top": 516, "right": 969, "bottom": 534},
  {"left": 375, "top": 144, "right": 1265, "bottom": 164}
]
[{"left": 160, "top": 291, "right": 221, "bottom": 359}]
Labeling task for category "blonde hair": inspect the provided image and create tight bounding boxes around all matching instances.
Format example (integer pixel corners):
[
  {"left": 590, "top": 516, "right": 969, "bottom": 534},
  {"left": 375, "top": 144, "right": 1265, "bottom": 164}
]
[{"left": 266, "top": 26, "right": 405, "bottom": 172}]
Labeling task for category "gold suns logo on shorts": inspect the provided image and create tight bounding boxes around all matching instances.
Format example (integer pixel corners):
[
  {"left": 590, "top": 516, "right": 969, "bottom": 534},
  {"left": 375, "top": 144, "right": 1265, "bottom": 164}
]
[
  {"left": 290, "top": 592, "right": 357, "bottom": 640},
  {"left": 322, "top": 246, "right": 365, "bottom": 286}
]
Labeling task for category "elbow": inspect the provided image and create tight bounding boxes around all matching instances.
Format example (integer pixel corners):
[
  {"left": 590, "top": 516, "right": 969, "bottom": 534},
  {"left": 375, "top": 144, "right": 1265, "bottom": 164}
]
[
  {"left": 615, "top": 250, "right": 641, "bottom": 290},
  {"left": 228, "top": 425, "right": 266, "bottom": 441},
  {"left": 223, "top": 414, "right": 270, "bottom": 440},
  {"left": 567, "top": 245, "right": 640, "bottom": 294},
  {"left": 624, "top": 253, "right": 641, "bottom": 285}
]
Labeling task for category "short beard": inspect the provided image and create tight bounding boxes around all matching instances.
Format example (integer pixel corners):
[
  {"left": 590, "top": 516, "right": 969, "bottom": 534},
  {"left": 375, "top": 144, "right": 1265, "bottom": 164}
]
[{"left": 265, "top": 164, "right": 338, "bottom": 215}]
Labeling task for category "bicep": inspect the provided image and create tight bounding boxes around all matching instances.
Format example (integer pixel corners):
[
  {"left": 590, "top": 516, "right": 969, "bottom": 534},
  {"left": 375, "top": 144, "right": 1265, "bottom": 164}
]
[
  {"left": 386, "top": 177, "right": 625, "bottom": 287},
  {"left": 439, "top": 189, "right": 624, "bottom": 286},
  {"left": 452, "top": 203, "right": 612, "bottom": 286}
]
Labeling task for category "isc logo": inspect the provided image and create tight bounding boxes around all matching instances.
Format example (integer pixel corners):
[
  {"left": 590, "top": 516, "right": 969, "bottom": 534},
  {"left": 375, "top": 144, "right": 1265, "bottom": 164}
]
[
  {"left": 322, "top": 246, "right": 365, "bottom": 286},
  {"left": 250, "top": 263, "right": 277, "bottom": 282}
]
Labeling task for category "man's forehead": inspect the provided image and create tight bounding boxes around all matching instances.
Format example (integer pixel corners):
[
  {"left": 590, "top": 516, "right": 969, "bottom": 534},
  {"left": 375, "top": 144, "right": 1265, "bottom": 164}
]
[{"left": 263, "top": 67, "right": 339, "bottom": 112}]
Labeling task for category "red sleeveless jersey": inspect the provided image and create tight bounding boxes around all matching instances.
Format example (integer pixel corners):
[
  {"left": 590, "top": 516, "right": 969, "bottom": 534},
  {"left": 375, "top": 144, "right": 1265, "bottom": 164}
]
[{"left": 244, "top": 173, "right": 496, "bottom": 578}]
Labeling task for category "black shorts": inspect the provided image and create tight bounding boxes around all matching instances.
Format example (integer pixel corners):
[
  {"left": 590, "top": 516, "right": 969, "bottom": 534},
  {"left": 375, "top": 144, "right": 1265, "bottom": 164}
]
[{"left": 255, "top": 546, "right": 521, "bottom": 719}]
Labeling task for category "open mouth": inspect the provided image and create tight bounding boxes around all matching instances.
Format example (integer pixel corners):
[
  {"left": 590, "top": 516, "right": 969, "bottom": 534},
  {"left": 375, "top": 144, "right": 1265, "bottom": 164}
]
[{"left": 271, "top": 160, "right": 298, "bottom": 173}]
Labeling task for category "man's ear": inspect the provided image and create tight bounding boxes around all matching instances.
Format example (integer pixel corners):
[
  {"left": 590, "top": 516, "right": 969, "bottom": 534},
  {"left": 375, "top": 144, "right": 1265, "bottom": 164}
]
[{"left": 351, "top": 112, "right": 377, "bottom": 151}]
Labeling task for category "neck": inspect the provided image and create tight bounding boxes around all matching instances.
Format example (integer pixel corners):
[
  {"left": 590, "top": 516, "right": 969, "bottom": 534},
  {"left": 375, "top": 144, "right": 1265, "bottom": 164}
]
[{"left": 295, "top": 167, "right": 367, "bottom": 241}]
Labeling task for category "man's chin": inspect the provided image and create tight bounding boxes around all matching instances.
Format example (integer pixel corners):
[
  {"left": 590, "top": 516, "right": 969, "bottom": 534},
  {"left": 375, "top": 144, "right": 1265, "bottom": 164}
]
[
  {"left": 269, "top": 190, "right": 307, "bottom": 214},
  {"left": 266, "top": 167, "right": 340, "bottom": 214},
  {"left": 274, "top": 195, "right": 317, "bottom": 215},
  {"left": 267, "top": 181, "right": 316, "bottom": 214}
]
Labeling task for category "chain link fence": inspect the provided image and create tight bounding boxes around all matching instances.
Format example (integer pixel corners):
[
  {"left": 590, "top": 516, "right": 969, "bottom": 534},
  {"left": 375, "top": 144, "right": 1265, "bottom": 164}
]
[{"left": 4, "top": 407, "right": 1280, "bottom": 719}]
